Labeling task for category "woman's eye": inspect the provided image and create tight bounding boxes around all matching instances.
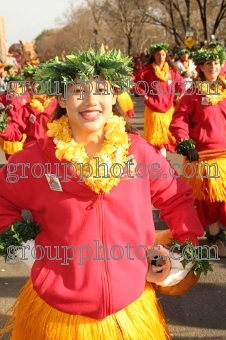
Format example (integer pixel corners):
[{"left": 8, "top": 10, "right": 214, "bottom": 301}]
[
  {"left": 98, "top": 88, "right": 105, "bottom": 93},
  {"left": 75, "top": 89, "right": 84, "bottom": 94},
  {"left": 96, "top": 88, "right": 106, "bottom": 94}
]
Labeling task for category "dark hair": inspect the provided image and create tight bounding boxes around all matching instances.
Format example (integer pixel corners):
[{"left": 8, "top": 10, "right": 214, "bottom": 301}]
[
  {"left": 147, "top": 52, "right": 180, "bottom": 72},
  {"left": 52, "top": 100, "right": 138, "bottom": 134},
  {"left": 197, "top": 67, "right": 226, "bottom": 89}
]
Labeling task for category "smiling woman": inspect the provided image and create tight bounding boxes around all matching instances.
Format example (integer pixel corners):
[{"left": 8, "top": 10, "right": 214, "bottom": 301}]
[
  {"left": 0, "top": 45, "right": 206, "bottom": 340},
  {"left": 57, "top": 77, "right": 117, "bottom": 154}
]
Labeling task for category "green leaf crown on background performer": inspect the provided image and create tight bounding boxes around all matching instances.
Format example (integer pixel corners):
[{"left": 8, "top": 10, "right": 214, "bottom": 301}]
[
  {"left": 21, "top": 65, "right": 39, "bottom": 79},
  {"left": 191, "top": 48, "right": 226, "bottom": 65},
  {"left": 207, "top": 41, "right": 224, "bottom": 49},
  {"left": 34, "top": 44, "right": 133, "bottom": 95},
  {"left": 4, "top": 64, "right": 16, "bottom": 71},
  {"left": 149, "top": 43, "right": 170, "bottom": 54},
  {"left": 4, "top": 74, "right": 25, "bottom": 83},
  {"left": 177, "top": 48, "right": 190, "bottom": 56}
]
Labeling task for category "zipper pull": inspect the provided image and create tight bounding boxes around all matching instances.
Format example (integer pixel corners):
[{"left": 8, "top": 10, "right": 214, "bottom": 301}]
[{"left": 92, "top": 192, "right": 102, "bottom": 207}]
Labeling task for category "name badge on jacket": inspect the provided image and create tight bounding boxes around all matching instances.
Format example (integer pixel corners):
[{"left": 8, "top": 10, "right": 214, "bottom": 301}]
[
  {"left": 201, "top": 97, "right": 209, "bottom": 105},
  {"left": 29, "top": 114, "right": 36, "bottom": 123},
  {"left": 45, "top": 174, "right": 63, "bottom": 191}
]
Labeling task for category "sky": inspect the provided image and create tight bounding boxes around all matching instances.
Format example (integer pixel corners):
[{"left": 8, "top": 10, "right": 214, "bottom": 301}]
[{"left": 1, "top": 0, "right": 84, "bottom": 48}]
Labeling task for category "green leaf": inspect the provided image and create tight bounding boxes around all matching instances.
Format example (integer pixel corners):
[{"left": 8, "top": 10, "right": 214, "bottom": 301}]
[
  {"left": 33, "top": 45, "right": 133, "bottom": 92},
  {"left": 0, "top": 111, "right": 10, "bottom": 133},
  {"left": 0, "top": 220, "right": 41, "bottom": 261},
  {"left": 167, "top": 238, "right": 213, "bottom": 276}
]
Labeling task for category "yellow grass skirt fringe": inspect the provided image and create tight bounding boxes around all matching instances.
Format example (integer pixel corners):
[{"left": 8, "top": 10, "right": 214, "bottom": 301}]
[
  {"left": 143, "top": 106, "right": 176, "bottom": 146},
  {"left": 117, "top": 92, "right": 134, "bottom": 115},
  {"left": 0, "top": 279, "right": 171, "bottom": 340},
  {"left": 0, "top": 134, "right": 26, "bottom": 155},
  {"left": 182, "top": 156, "right": 226, "bottom": 202}
]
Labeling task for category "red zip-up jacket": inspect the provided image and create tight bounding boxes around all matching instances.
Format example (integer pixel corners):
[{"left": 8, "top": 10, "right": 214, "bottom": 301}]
[
  {"left": 133, "top": 64, "right": 184, "bottom": 112},
  {"left": 0, "top": 92, "right": 28, "bottom": 116},
  {"left": 0, "top": 98, "right": 57, "bottom": 145},
  {"left": 0, "top": 134, "right": 203, "bottom": 319},
  {"left": 170, "top": 88, "right": 226, "bottom": 151}
]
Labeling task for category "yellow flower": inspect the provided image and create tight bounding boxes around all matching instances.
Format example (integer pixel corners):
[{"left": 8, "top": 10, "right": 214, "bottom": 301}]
[
  {"left": 48, "top": 114, "right": 131, "bottom": 193},
  {"left": 47, "top": 121, "right": 62, "bottom": 137},
  {"left": 199, "top": 83, "right": 226, "bottom": 105},
  {"left": 152, "top": 62, "right": 170, "bottom": 81},
  {"left": 29, "top": 97, "right": 53, "bottom": 113}
]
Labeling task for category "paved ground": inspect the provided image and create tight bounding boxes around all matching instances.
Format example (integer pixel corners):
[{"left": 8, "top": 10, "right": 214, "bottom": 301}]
[{"left": 0, "top": 97, "right": 226, "bottom": 339}]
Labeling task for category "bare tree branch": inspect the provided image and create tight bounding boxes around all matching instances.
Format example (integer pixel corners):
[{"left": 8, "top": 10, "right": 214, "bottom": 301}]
[
  {"left": 212, "top": 0, "right": 226, "bottom": 34},
  {"left": 195, "top": 0, "right": 208, "bottom": 39}
]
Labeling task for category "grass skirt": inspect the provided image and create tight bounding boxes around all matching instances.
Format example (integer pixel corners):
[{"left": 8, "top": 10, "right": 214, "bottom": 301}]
[
  {"left": 0, "top": 135, "right": 26, "bottom": 155},
  {"left": 117, "top": 92, "right": 135, "bottom": 118},
  {"left": 143, "top": 106, "right": 175, "bottom": 146},
  {"left": 182, "top": 156, "right": 226, "bottom": 202},
  {"left": 0, "top": 279, "right": 170, "bottom": 340}
]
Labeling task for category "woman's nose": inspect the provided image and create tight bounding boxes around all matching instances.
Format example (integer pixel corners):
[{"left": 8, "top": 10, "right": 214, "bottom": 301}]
[{"left": 83, "top": 91, "right": 99, "bottom": 106}]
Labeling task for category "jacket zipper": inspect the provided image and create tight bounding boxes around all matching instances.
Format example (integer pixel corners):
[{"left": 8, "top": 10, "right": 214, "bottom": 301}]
[{"left": 97, "top": 192, "right": 110, "bottom": 317}]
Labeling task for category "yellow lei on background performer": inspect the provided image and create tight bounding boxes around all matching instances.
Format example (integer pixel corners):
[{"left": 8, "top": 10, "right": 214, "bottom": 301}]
[
  {"left": 152, "top": 62, "right": 170, "bottom": 81},
  {"left": 198, "top": 82, "right": 226, "bottom": 105},
  {"left": 28, "top": 97, "right": 52, "bottom": 112},
  {"left": 47, "top": 114, "right": 130, "bottom": 194}
]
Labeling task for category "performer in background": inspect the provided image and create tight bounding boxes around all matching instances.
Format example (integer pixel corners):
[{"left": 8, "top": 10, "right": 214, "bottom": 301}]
[
  {"left": 133, "top": 43, "right": 184, "bottom": 157},
  {"left": 175, "top": 48, "right": 197, "bottom": 89},
  {"left": 0, "top": 73, "right": 28, "bottom": 159},
  {"left": 0, "top": 65, "right": 57, "bottom": 148},
  {"left": 170, "top": 47, "right": 226, "bottom": 257}
]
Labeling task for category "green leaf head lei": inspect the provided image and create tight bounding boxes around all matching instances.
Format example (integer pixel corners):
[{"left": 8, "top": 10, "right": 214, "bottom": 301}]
[
  {"left": 21, "top": 65, "right": 39, "bottom": 79},
  {"left": 177, "top": 48, "right": 190, "bottom": 56},
  {"left": 4, "top": 64, "right": 16, "bottom": 71},
  {"left": 33, "top": 44, "right": 134, "bottom": 95},
  {"left": 191, "top": 48, "right": 226, "bottom": 65},
  {"left": 4, "top": 74, "right": 25, "bottom": 83},
  {"left": 149, "top": 43, "right": 170, "bottom": 54},
  {"left": 207, "top": 41, "right": 224, "bottom": 49}
]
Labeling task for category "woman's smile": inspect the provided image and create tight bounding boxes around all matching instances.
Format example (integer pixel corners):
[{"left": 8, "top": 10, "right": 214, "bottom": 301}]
[{"left": 79, "top": 109, "right": 102, "bottom": 121}]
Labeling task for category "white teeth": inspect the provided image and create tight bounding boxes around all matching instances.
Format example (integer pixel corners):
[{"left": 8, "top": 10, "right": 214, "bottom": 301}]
[{"left": 81, "top": 112, "right": 100, "bottom": 117}]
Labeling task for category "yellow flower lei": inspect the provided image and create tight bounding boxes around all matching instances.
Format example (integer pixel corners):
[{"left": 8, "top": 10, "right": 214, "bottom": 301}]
[
  {"left": 197, "top": 81, "right": 226, "bottom": 105},
  {"left": 28, "top": 97, "right": 53, "bottom": 112},
  {"left": 152, "top": 62, "right": 170, "bottom": 81},
  {"left": 47, "top": 114, "right": 130, "bottom": 194}
]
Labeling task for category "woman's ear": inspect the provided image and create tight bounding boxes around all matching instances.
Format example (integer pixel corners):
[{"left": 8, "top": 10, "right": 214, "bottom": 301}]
[
  {"left": 199, "top": 65, "right": 204, "bottom": 73},
  {"left": 112, "top": 94, "right": 117, "bottom": 105},
  {"left": 58, "top": 96, "right": 66, "bottom": 108}
]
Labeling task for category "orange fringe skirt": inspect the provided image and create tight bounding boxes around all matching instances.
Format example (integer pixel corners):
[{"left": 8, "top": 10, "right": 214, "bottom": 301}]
[
  {"left": 0, "top": 279, "right": 170, "bottom": 340},
  {"left": 182, "top": 156, "right": 226, "bottom": 202},
  {"left": 144, "top": 106, "right": 175, "bottom": 146},
  {"left": 0, "top": 134, "right": 26, "bottom": 155},
  {"left": 117, "top": 92, "right": 135, "bottom": 118}
]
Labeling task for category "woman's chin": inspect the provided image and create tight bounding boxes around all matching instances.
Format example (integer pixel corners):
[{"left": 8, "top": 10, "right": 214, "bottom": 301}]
[
  {"left": 81, "top": 121, "right": 105, "bottom": 134},
  {"left": 205, "top": 75, "right": 218, "bottom": 82}
]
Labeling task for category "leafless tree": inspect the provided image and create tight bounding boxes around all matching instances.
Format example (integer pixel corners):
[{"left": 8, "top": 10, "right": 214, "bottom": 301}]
[
  {"left": 195, "top": 0, "right": 226, "bottom": 39},
  {"left": 34, "top": 0, "right": 226, "bottom": 58},
  {"left": 87, "top": 0, "right": 150, "bottom": 55}
]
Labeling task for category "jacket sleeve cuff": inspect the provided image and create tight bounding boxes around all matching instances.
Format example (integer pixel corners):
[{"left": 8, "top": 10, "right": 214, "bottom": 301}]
[{"left": 175, "top": 233, "right": 199, "bottom": 246}]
